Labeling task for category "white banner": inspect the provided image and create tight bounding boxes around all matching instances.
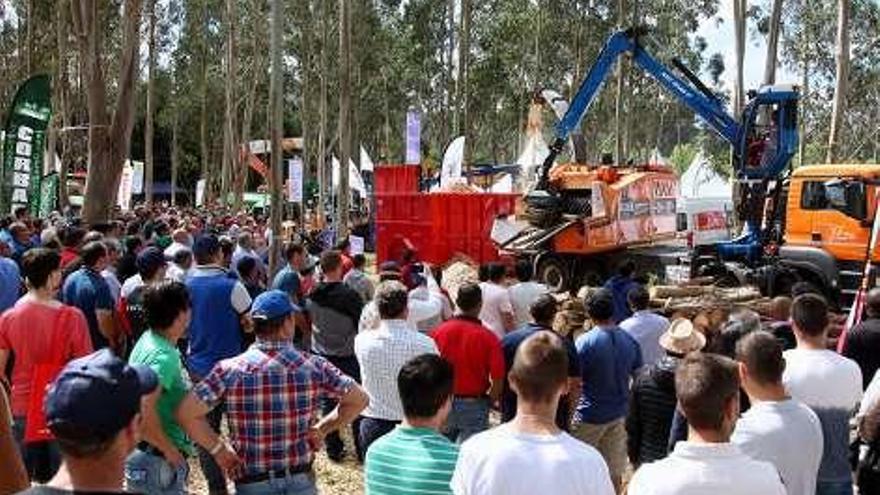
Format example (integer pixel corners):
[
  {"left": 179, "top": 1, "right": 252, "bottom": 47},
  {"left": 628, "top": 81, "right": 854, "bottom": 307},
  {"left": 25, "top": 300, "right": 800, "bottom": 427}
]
[
  {"left": 117, "top": 163, "right": 133, "bottom": 211},
  {"left": 288, "top": 158, "right": 303, "bottom": 203},
  {"left": 130, "top": 160, "right": 144, "bottom": 194},
  {"left": 360, "top": 146, "right": 374, "bottom": 172},
  {"left": 195, "top": 179, "right": 206, "bottom": 207},
  {"left": 332, "top": 156, "right": 367, "bottom": 197}
]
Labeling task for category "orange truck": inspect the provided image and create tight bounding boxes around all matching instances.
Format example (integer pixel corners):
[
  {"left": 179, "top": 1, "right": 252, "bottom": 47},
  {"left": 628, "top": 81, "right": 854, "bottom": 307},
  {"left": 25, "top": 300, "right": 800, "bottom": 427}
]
[{"left": 498, "top": 162, "right": 682, "bottom": 291}]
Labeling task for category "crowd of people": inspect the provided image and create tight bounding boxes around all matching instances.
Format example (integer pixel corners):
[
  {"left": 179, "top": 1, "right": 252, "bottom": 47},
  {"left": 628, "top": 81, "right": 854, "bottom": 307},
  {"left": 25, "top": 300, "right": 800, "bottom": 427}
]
[{"left": 2, "top": 203, "right": 880, "bottom": 495}]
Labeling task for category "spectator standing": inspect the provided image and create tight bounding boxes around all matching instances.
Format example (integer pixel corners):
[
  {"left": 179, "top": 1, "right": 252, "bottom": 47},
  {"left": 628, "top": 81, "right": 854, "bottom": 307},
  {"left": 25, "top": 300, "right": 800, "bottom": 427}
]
[
  {"left": 306, "top": 250, "right": 365, "bottom": 461},
  {"left": 478, "top": 262, "right": 515, "bottom": 338},
  {"left": 118, "top": 247, "right": 168, "bottom": 350},
  {"left": 572, "top": 289, "right": 642, "bottom": 492},
  {"left": 765, "top": 296, "right": 796, "bottom": 350},
  {"left": 0, "top": 241, "right": 20, "bottom": 314},
  {"left": 230, "top": 230, "right": 265, "bottom": 282},
  {"left": 8, "top": 222, "right": 32, "bottom": 263},
  {"left": 116, "top": 235, "right": 143, "bottom": 283},
  {"left": 101, "top": 238, "right": 122, "bottom": 304},
  {"left": 177, "top": 290, "right": 368, "bottom": 495},
  {"left": 16, "top": 349, "right": 158, "bottom": 495},
  {"left": 841, "top": 287, "right": 880, "bottom": 389},
  {"left": 185, "top": 234, "right": 253, "bottom": 494},
  {"left": 452, "top": 332, "right": 615, "bottom": 495},
  {"left": 603, "top": 259, "right": 639, "bottom": 323},
  {"left": 337, "top": 239, "right": 355, "bottom": 277},
  {"left": 58, "top": 225, "right": 84, "bottom": 271},
  {"left": 732, "top": 331, "right": 823, "bottom": 495},
  {"left": 619, "top": 285, "right": 669, "bottom": 367},
  {"left": 272, "top": 243, "right": 305, "bottom": 304},
  {"left": 365, "top": 354, "right": 459, "bottom": 495},
  {"left": 61, "top": 241, "right": 119, "bottom": 351},
  {"left": 237, "top": 256, "right": 264, "bottom": 300},
  {"left": 124, "top": 282, "right": 194, "bottom": 494},
  {"left": 407, "top": 268, "right": 446, "bottom": 333},
  {"left": 431, "top": 284, "right": 505, "bottom": 443},
  {"left": 165, "top": 248, "right": 193, "bottom": 283},
  {"left": 344, "top": 253, "right": 374, "bottom": 303},
  {"left": 501, "top": 294, "right": 581, "bottom": 430},
  {"left": 507, "top": 260, "right": 548, "bottom": 328},
  {"left": 355, "top": 281, "right": 439, "bottom": 457},
  {"left": 0, "top": 384, "right": 28, "bottom": 493},
  {"left": 626, "top": 318, "right": 705, "bottom": 468},
  {"left": 627, "top": 353, "right": 786, "bottom": 495},
  {"left": 0, "top": 248, "right": 92, "bottom": 483},
  {"left": 784, "top": 294, "right": 862, "bottom": 495}
]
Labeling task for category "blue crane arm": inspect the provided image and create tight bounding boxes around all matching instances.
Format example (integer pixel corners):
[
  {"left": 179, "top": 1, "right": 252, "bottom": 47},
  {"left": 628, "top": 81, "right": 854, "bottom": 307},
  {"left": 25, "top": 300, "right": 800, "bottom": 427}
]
[
  {"left": 555, "top": 30, "right": 739, "bottom": 151},
  {"left": 539, "top": 29, "right": 741, "bottom": 188}
]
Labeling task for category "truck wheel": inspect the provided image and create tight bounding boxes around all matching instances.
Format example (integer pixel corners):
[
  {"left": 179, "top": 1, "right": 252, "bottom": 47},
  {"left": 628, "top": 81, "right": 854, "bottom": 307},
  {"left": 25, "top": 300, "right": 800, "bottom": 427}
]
[{"left": 537, "top": 256, "right": 569, "bottom": 292}]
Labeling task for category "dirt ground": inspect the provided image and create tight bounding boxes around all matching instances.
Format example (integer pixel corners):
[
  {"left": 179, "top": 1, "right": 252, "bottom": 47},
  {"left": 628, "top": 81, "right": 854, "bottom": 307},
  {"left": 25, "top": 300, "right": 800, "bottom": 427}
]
[{"left": 186, "top": 430, "right": 364, "bottom": 495}]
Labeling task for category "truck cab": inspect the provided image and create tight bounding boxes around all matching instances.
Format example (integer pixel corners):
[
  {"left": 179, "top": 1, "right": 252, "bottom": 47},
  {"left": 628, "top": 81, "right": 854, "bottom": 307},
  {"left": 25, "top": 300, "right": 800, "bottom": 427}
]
[{"left": 773, "top": 164, "right": 880, "bottom": 307}]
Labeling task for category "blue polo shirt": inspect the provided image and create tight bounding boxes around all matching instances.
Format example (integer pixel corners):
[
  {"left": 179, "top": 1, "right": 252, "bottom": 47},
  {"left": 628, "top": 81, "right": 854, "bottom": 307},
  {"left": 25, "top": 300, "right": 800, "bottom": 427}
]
[
  {"left": 62, "top": 266, "right": 115, "bottom": 349},
  {"left": 0, "top": 257, "right": 20, "bottom": 314},
  {"left": 574, "top": 325, "right": 642, "bottom": 424}
]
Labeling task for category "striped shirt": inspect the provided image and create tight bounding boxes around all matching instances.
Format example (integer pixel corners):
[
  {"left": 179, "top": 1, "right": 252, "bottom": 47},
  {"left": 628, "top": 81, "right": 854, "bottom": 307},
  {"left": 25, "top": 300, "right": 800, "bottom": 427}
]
[{"left": 365, "top": 426, "right": 458, "bottom": 495}]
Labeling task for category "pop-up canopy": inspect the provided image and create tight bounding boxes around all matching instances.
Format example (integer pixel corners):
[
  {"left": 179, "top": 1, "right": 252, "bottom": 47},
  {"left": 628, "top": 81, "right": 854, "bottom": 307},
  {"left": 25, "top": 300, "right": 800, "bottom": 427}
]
[{"left": 680, "top": 152, "right": 731, "bottom": 199}]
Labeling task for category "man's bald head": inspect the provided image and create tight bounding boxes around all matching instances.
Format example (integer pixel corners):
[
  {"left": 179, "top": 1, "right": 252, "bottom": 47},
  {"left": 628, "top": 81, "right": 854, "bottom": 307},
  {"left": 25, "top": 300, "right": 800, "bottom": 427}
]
[
  {"left": 769, "top": 296, "right": 792, "bottom": 322},
  {"left": 867, "top": 288, "right": 880, "bottom": 318}
]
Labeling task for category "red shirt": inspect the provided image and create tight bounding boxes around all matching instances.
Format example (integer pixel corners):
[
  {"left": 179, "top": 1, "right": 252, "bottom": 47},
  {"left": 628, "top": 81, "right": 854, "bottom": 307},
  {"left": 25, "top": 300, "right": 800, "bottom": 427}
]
[
  {"left": 59, "top": 247, "right": 79, "bottom": 269},
  {"left": 431, "top": 316, "right": 505, "bottom": 397},
  {"left": 341, "top": 254, "right": 354, "bottom": 277},
  {"left": 0, "top": 300, "right": 93, "bottom": 415}
]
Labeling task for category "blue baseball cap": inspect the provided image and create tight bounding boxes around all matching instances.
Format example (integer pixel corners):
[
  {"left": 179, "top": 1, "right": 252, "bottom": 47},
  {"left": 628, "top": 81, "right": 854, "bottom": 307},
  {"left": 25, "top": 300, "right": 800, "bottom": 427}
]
[
  {"left": 45, "top": 349, "right": 158, "bottom": 442},
  {"left": 251, "top": 290, "right": 300, "bottom": 321}
]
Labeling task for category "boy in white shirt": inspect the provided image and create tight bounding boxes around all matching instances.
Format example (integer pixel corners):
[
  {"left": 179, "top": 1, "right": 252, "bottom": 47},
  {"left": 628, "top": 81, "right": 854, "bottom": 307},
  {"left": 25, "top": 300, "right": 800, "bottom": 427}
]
[
  {"left": 451, "top": 331, "right": 614, "bottom": 495},
  {"left": 732, "top": 330, "right": 823, "bottom": 495},
  {"left": 783, "top": 293, "right": 862, "bottom": 495},
  {"left": 628, "top": 353, "right": 786, "bottom": 495}
]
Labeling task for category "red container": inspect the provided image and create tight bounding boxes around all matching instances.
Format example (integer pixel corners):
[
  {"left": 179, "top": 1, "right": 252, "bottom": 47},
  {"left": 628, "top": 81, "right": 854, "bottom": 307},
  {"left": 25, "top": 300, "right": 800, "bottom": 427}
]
[
  {"left": 374, "top": 165, "right": 420, "bottom": 195},
  {"left": 376, "top": 192, "right": 520, "bottom": 266}
]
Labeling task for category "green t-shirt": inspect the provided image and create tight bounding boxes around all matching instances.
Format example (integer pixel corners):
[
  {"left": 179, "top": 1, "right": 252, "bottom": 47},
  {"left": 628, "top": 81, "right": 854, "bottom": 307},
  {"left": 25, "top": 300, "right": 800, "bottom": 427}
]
[
  {"left": 365, "top": 426, "right": 459, "bottom": 495},
  {"left": 129, "top": 330, "right": 193, "bottom": 455}
]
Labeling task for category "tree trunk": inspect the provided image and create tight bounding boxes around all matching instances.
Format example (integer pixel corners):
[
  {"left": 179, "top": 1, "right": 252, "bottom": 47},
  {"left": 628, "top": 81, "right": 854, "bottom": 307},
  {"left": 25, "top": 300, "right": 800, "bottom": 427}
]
[
  {"left": 615, "top": 0, "right": 626, "bottom": 164},
  {"left": 144, "top": 0, "right": 157, "bottom": 204},
  {"left": 221, "top": 0, "right": 237, "bottom": 206},
  {"left": 316, "top": 0, "right": 328, "bottom": 228},
  {"left": 458, "top": 0, "right": 471, "bottom": 175},
  {"left": 762, "top": 0, "right": 783, "bottom": 85},
  {"left": 445, "top": 0, "right": 455, "bottom": 142},
  {"left": 57, "top": 0, "right": 70, "bottom": 209},
  {"left": 826, "top": 0, "right": 850, "bottom": 164},
  {"left": 71, "top": 0, "right": 143, "bottom": 223},
  {"left": 171, "top": 99, "right": 179, "bottom": 205},
  {"left": 336, "top": 0, "right": 351, "bottom": 237},
  {"left": 199, "top": 0, "right": 210, "bottom": 202},
  {"left": 732, "top": 0, "right": 746, "bottom": 115},
  {"left": 268, "top": 0, "right": 283, "bottom": 275}
]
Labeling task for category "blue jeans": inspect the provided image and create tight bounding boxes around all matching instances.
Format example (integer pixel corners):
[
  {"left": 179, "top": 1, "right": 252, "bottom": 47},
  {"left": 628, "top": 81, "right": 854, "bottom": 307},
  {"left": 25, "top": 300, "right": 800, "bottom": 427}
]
[
  {"left": 815, "top": 480, "right": 853, "bottom": 495},
  {"left": 236, "top": 472, "right": 317, "bottom": 495},
  {"left": 125, "top": 449, "right": 189, "bottom": 495},
  {"left": 444, "top": 398, "right": 489, "bottom": 444},
  {"left": 359, "top": 417, "right": 400, "bottom": 458},
  {"left": 318, "top": 354, "right": 363, "bottom": 461},
  {"left": 12, "top": 416, "right": 61, "bottom": 483}
]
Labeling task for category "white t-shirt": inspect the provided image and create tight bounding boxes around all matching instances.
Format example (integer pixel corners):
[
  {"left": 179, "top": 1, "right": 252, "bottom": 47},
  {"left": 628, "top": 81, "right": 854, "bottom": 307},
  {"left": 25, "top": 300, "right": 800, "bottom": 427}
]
[
  {"left": 451, "top": 424, "right": 614, "bottom": 495},
  {"left": 782, "top": 348, "right": 862, "bottom": 483},
  {"left": 507, "top": 281, "right": 549, "bottom": 328},
  {"left": 478, "top": 282, "right": 513, "bottom": 338},
  {"left": 628, "top": 442, "right": 786, "bottom": 495},
  {"left": 619, "top": 311, "right": 669, "bottom": 367},
  {"left": 731, "top": 399, "right": 823, "bottom": 495}
]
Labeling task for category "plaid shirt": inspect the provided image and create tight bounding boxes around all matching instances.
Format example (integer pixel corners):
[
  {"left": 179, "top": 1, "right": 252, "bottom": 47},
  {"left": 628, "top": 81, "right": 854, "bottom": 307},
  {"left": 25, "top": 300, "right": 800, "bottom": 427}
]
[{"left": 194, "top": 339, "right": 354, "bottom": 474}]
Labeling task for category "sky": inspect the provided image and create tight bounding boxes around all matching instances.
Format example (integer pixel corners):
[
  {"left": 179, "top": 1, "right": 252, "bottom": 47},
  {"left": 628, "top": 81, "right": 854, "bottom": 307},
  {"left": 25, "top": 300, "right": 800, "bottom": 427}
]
[{"left": 695, "top": 0, "right": 800, "bottom": 94}]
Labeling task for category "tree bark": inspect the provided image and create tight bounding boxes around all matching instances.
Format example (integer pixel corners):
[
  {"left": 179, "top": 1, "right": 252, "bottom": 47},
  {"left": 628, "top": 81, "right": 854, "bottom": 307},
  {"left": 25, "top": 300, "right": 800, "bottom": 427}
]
[
  {"left": 445, "top": 0, "right": 455, "bottom": 143},
  {"left": 268, "top": 0, "right": 284, "bottom": 275},
  {"left": 144, "top": 0, "right": 157, "bottom": 204},
  {"left": 171, "top": 98, "right": 179, "bottom": 205},
  {"left": 199, "top": 0, "right": 210, "bottom": 203},
  {"left": 732, "top": 0, "right": 746, "bottom": 115},
  {"left": 316, "top": 0, "right": 328, "bottom": 228},
  {"left": 826, "top": 0, "right": 850, "bottom": 164},
  {"left": 615, "top": 0, "right": 626, "bottom": 164},
  {"left": 71, "top": 0, "right": 143, "bottom": 223},
  {"left": 221, "top": 0, "right": 237, "bottom": 206},
  {"left": 762, "top": 0, "right": 783, "bottom": 85},
  {"left": 336, "top": 0, "right": 351, "bottom": 237},
  {"left": 57, "top": 0, "right": 70, "bottom": 209},
  {"left": 458, "top": 0, "right": 471, "bottom": 175}
]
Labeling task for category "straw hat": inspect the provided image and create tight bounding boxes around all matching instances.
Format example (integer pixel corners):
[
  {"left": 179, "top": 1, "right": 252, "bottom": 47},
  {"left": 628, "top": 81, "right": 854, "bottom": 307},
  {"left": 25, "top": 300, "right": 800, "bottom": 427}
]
[{"left": 659, "top": 318, "right": 706, "bottom": 355}]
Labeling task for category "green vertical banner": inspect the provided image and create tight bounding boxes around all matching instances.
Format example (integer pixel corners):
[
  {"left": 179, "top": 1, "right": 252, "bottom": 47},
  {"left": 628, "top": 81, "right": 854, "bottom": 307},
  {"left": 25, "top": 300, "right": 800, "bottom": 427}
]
[{"left": 1, "top": 74, "right": 52, "bottom": 216}]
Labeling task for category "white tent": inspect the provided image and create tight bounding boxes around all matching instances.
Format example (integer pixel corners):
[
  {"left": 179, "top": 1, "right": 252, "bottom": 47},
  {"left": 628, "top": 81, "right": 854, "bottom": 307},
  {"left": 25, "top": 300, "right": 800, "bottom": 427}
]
[{"left": 679, "top": 152, "right": 731, "bottom": 199}]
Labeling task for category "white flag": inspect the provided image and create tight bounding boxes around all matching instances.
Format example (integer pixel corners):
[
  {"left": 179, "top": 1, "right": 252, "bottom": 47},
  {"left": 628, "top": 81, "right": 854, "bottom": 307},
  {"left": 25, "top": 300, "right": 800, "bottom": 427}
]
[
  {"left": 441, "top": 136, "right": 465, "bottom": 189},
  {"left": 360, "top": 146, "right": 374, "bottom": 172},
  {"left": 332, "top": 155, "right": 366, "bottom": 197}
]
